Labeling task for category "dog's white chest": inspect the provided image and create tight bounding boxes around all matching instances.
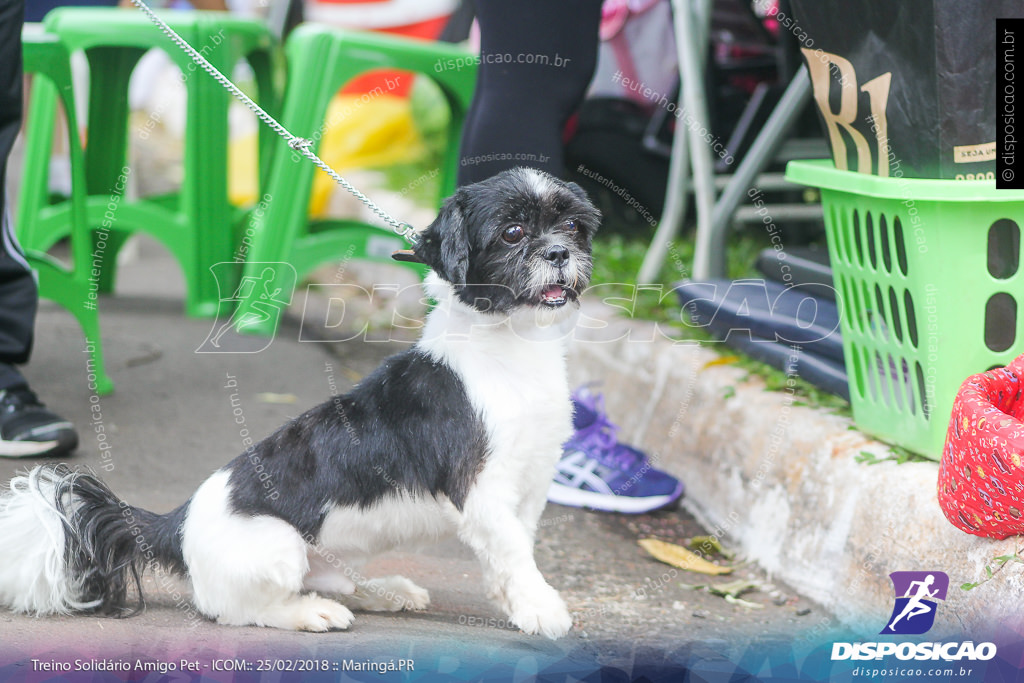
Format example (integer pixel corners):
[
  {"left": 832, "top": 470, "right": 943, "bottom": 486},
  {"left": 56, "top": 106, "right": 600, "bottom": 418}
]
[
  {"left": 462, "top": 343, "right": 571, "bottom": 447},
  {"left": 422, "top": 311, "right": 575, "bottom": 494}
]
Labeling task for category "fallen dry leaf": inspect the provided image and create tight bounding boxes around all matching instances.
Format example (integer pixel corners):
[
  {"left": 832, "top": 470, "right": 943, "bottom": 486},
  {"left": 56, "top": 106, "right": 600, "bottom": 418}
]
[
  {"left": 702, "top": 355, "right": 741, "bottom": 369},
  {"left": 639, "top": 538, "right": 733, "bottom": 575},
  {"left": 707, "top": 578, "right": 761, "bottom": 598},
  {"left": 688, "top": 535, "right": 735, "bottom": 560}
]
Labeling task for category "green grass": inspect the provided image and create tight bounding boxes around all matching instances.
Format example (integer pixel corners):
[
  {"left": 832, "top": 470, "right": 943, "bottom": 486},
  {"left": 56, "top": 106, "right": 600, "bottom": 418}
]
[
  {"left": 733, "top": 353, "right": 852, "bottom": 416},
  {"left": 589, "top": 231, "right": 770, "bottom": 321},
  {"left": 589, "top": 230, "right": 772, "bottom": 329}
]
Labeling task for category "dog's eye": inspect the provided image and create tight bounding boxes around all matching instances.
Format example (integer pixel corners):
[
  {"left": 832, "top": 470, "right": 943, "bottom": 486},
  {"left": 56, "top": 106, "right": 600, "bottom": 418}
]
[
  {"left": 501, "top": 225, "right": 525, "bottom": 244},
  {"left": 565, "top": 219, "right": 578, "bottom": 232}
]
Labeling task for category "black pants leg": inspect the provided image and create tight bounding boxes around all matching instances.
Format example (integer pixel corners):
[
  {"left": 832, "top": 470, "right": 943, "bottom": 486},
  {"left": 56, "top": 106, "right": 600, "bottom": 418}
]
[
  {"left": 457, "top": 0, "right": 603, "bottom": 185},
  {"left": 0, "top": 0, "right": 36, "bottom": 390}
]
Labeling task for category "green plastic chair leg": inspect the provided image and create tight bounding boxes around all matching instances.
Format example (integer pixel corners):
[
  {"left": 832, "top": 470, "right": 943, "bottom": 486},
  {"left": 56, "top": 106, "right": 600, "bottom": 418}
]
[
  {"left": 90, "top": 229, "right": 132, "bottom": 295},
  {"left": 20, "top": 27, "right": 114, "bottom": 394},
  {"left": 79, "top": 46, "right": 144, "bottom": 298},
  {"left": 32, "top": 253, "right": 115, "bottom": 395},
  {"left": 82, "top": 47, "right": 142, "bottom": 195}
]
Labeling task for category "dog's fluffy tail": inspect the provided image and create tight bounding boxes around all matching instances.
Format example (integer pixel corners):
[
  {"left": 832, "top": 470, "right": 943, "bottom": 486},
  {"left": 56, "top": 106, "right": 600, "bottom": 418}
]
[{"left": 0, "top": 464, "right": 188, "bottom": 616}]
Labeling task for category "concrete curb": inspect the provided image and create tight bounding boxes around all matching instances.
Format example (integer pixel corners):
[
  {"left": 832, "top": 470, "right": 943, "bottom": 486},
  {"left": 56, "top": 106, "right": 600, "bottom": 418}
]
[{"left": 567, "top": 319, "right": 1024, "bottom": 637}]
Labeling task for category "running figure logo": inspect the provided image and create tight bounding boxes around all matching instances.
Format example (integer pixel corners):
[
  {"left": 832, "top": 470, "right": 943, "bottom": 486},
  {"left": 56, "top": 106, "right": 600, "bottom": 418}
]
[
  {"left": 196, "top": 262, "right": 296, "bottom": 353},
  {"left": 881, "top": 571, "right": 949, "bottom": 635}
]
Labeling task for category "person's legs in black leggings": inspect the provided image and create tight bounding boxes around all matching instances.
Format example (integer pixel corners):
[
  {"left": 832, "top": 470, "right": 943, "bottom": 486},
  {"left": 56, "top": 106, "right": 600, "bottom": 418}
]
[
  {"left": 457, "top": 0, "right": 603, "bottom": 186},
  {"left": 0, "top": 0, "right": 79, "bottom": 459},
  {"left": 0, "top": 0, "right": 36, "bottom": 392}
]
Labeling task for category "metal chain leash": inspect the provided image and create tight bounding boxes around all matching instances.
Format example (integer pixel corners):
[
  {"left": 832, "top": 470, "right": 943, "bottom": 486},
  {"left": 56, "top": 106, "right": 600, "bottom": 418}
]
[{"left": 128, "top": 0, "right": 419, "bottom": 245}]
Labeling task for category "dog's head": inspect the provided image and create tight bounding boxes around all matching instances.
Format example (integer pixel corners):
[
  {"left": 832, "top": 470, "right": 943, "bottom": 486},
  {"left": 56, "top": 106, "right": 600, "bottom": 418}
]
[{"left": 411, "top": 168, "right": 600, "bottom": 314}]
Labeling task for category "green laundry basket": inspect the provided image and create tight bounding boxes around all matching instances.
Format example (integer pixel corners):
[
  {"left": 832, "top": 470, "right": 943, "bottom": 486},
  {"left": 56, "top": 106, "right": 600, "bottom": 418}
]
[{"left": 786, "top": 160, "right": 1024, "bottom": 459}]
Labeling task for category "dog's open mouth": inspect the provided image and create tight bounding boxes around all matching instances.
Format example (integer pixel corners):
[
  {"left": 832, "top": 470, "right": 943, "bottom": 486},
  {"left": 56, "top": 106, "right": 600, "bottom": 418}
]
[{"left": 540, "top": 284, "right": 569, "bottom": 307}]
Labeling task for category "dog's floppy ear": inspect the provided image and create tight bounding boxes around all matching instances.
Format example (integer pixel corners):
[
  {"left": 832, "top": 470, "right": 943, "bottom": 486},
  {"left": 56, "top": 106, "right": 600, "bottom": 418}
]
[
  {"left": 413, "top": 193, "right": 470, "bottom": 285},
  {"left": 564, "top": 181, "right": 591, "bottom": 204},
  {"left": 564, "top": 181, "right": 602, "bottom": 232}
]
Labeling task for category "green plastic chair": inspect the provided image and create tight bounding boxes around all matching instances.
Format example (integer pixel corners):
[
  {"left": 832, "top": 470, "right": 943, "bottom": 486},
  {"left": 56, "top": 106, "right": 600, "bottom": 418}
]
[
  {"left": 232, "top": 24, "right": 477, "bottom": 336},
  {"left": 30, "top": 7, "right": 279, "bottom": 318},
  {"left": 19, "top": 26, "right": 113, "bottom": 394}
]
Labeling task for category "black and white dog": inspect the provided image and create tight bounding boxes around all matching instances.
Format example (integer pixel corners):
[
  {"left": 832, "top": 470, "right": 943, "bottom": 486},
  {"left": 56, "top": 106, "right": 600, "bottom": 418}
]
[{"left": 0, "top": 168, "right": 599, "bottom": 639}]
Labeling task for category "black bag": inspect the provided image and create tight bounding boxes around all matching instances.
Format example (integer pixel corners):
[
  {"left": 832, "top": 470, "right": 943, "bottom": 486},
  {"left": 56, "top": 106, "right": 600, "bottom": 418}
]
[
  {"left": 790, "top": 0, "right": 1022, "bottom": 180},
  {"left": 565, "top": 98, "right": 670, "bottom": 233}
]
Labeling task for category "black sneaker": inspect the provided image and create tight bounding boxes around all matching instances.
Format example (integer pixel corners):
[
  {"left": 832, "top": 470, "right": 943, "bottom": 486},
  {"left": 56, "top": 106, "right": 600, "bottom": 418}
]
[{"left": 0, "top": 386, "right": 78, "bottom": 458}]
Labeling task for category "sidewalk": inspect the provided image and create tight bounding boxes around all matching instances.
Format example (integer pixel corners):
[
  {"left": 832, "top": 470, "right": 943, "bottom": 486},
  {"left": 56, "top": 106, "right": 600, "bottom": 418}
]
[
  {"left": 567, "top": 311, "right": 1024, "bottom": 638},
  {"left": 0, "top": 238, "right": 838, "bottom": 680}
]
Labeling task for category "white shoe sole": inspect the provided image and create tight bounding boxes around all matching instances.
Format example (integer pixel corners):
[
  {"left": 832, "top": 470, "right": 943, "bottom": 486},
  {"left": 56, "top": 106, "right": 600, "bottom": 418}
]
[
  {"left": 0, "top": 439, "right": 61, "bottom": 458},
  {"left": 546, "top": 482, "right": 681, "bottom": 514}
]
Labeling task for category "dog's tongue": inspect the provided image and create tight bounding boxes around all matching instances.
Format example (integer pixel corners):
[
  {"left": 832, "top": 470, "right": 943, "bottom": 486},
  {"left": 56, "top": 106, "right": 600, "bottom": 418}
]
[{"left": 542, "top": 285, "right": 565, "bottom": 300}]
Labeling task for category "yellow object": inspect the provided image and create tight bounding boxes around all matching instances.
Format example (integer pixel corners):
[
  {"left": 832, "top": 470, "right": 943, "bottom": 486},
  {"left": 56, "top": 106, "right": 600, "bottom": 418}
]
[
  {"left": 228, "top": 131, "right": 260, "bottom": 206},
  {"left": 638, "top": 538, "right": 733, "bottom": 575},
  {"left": 228, "top": 93, "right": 427, "bottom": 212},
  {"left": 309, "top": 93, "right": 426, "bottom": 217},
  {"left": 702, "top": 355, "right": 741, "bottom": 369}
]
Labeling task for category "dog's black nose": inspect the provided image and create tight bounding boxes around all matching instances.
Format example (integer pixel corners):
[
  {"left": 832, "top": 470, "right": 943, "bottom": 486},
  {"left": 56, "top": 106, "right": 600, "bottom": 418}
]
[{"left": 544, "top": 245, "right": 570, "bottom": 267}]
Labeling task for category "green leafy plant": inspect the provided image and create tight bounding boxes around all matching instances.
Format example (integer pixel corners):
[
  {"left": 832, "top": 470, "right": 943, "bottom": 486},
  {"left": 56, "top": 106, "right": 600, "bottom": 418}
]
[
  {"left": 855, "top": 447, "right": 931, "bottom": 466},
  {"left": 855, "top": 451, "right": 884, "bottom": 465},
  {"left": 960, "top": 551, "right": 1024, "bottom": 591}
]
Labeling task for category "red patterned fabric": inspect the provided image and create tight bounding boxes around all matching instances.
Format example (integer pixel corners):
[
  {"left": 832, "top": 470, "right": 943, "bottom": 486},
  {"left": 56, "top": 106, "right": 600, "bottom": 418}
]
[{"left": 938, "top": 353, "right": 1024, "bottom": 539}]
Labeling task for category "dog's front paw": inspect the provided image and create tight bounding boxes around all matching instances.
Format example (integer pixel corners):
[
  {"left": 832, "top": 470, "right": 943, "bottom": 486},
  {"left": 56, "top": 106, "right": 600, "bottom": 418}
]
[
  {"left": 507, "top": 583, "right": 572, "bottom": 639},
  {"left": 485, "top": 579, "right": 508, "bottom": 606}
]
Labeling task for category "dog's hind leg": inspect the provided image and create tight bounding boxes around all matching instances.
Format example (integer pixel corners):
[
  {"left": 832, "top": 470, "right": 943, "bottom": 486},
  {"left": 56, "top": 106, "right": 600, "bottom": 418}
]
[
  {"left": 181, "top": 472, "right": 354, "bottom": 631},
  {"left": 302, "top": 550, "right": 359, "bottom": 596},
  {"left": 303, "top": 553, "right": 429, "bottom": 613},
  {"left": 349, "top": 576, "right": 430, "bottom": 612}
]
